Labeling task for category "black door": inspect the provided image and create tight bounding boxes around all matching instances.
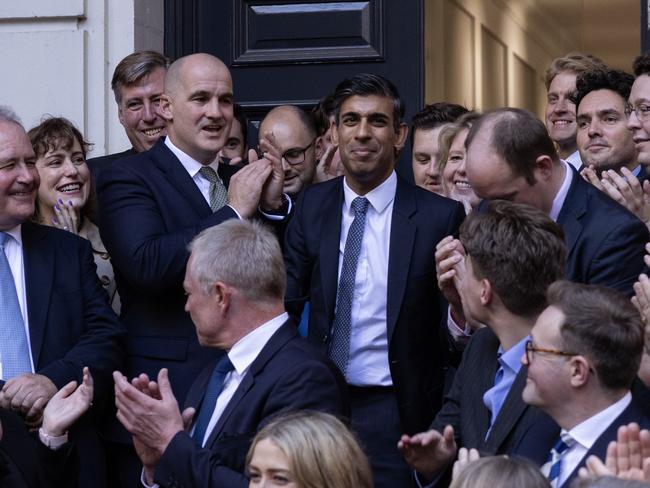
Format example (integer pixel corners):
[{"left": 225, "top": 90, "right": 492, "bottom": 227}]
[{"left": 164, "top": 0, "right": 424, "bottom": 179}]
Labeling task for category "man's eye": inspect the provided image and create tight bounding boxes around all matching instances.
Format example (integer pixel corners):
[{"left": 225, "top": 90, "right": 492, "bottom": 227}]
[{"left": 640, "top": 105, "right": 650, "bottom": 114}]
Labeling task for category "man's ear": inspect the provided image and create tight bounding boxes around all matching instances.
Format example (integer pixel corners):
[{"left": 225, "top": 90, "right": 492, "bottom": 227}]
[
  {"left": 394, "top": 123, "right": 409, "bottom": 153},
  {"left": 117, "top": 105, "right": 125, "bottom": 126},
  {"left": 331, "top": 120, "right": 339, "bottom": 147},
  {"left": 315, "top": 136, "right": 325, "bottom": 160},
  {"left": 569, "top": 355, "right": 591, "bottom": 388},
  {"left": 480, "top": 279, "right": 492, "bottom": 307},
  {"left": 159, "top": 94, "right": 173, "bottom": 122},
  {"left": 534, "top": 155, "right": 555, "bottom": 182}
]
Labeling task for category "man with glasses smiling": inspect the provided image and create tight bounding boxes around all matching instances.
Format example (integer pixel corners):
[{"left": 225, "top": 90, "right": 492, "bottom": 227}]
[
  {"left": 258, "top": 105, "right": 318, "bottom": 199},
  {"left": 518, "top": 280, "right": 649, "bottom": 488}
]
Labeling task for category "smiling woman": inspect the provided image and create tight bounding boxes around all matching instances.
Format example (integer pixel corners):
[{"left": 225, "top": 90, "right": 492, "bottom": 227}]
[{"left": 27, "top": 117, "right": 119, "bottom": 311}]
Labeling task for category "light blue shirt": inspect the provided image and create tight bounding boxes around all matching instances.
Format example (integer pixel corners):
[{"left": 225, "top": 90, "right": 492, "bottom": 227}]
[{"left": 482, "top": 335, "right": 529, "bottom": 438}]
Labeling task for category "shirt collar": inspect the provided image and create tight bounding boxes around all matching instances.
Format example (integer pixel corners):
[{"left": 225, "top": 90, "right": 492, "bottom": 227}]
[
  {"left": 565, "top": 150, "right": 583, "bottom": 169},
  {"left": 566, "top": 391, "right": 632, "bottom": 450},
  {"left": 227, "top": 312, "right": 289, "bottom": 375},
  {"left": 497, "top": 335, "right": 529, "bottom": 374},
  {"left": 342, "top": 171, "right": 397, "bottom": 215},
  {"left": 164, "top": 136, "right": 221, "bottom": 178},
  {"left": 4, "top": 224, "right": 23, "bottom": 246},
  {"left": 549, "top": 159, "right": 573, "bottom": 222}
]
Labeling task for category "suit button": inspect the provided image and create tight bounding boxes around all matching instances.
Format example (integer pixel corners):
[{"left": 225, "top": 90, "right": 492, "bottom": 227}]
[{"left": 322, "top": 333, "right": 329, "bottom": 342}]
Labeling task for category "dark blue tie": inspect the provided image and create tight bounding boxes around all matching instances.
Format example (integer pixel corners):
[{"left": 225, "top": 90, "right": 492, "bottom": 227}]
[
  {"left": 0, "top": 232, "right": 31, "bottom": 379},
  {"left": 329, "top": 196, "right": 369, "bottom": 375},
  {"left": 192, "top": 355, "right": 234, "bottom": 446}
]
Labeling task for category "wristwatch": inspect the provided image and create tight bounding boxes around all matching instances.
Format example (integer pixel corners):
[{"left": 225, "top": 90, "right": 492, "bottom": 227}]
[{"left": 38, "top": 427, "right": 68, "bottom": 450}]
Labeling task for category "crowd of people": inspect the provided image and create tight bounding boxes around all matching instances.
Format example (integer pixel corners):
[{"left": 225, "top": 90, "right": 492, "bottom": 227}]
[{"left": 3, "top": 46, "right": 650, "bottom": 488}]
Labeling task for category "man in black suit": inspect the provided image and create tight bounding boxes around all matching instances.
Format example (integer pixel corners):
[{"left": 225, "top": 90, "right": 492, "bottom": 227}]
[
  {"left": 97, "top": 53, "right": 286, "bottom": 485},
  {"left": 518, "top": 281, "right": 649, "bottom": 488},
  {"left": 114, "top": 220, "right": 346, "bottom": 488},
  {"left": 283, "top": 73, "right": 465, "bottom": 487},
  {"left": 87, "top": 50, "right": 170, "bottom": 182},
  {"left": 399, "top": 200, "right": 564, "bottom": 484},
  {"left": 0, "top": 109, "right": 125, "bottom": 487}
]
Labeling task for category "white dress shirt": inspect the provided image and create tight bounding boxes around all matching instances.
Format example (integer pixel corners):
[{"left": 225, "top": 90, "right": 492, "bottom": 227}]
[
  {"left": 564, "top": 150, "right": 583, "bottom": 170},
  {"left": 141, "top": 312, "right": 289, "bottom": 488},
  {"left": 554, "top": 392, "right": 631, "bottom": 487},
  {"left": 339, "top": 172, "right": 396, "bottom": 386},
  {"left": 1, "top": 225, "right": 35, "bottom": 378}
]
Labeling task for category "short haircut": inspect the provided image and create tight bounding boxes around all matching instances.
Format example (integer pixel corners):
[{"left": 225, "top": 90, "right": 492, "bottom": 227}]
[
  {"left": 332, "top": 73, "right": 404, "bottom": 130},
  {"left": 261, "top": 105, "right": 318, "bottom": 141},
  {"left": 450, "top": 455, "right": 549, "bottom": 488},
  {"left": 233, "top": 103, "right": 248, "bottom": 146},
  {"left": 465, "top": 108, "right": 559, "bottom": 185},
  {"left": 633, "top": 52, "right": 650, "bottom": 77},
  {"left": 0, "top": 106, "right": 23, "bottom": 128},
  {"left": 437, "top": 111, "right": 481, "bottom": 173},
  {"left": 111, "top": 50, "right": 171, "bottom": 105},
  {"left": 246, "top": 410, "right": 373, "bottom": 488},
  {"left": 573, "top": 476, "right": 650, "bottom": 488},
  {"left": 573, "top": 68, "right": 635, "bottom": 108},
  {"left": 547, "top": 280, "right": 645, "bottom": 391},
  {"left": 187, "top": 219, "right": 286, "bottom": 303},
  {"left": 28, "top": 116, "right": 92, "bottom": 159},
  {"left": 410, "top": 102, "right": 469, "bottom": 148},
  {"left": 544, "top": 52, "right": 607, "bottom": 90},
  {"left": 460, "top": 200, "right": 566, "bottom": 317},
  {"left": 311, "top": 93, "right": 337, "bottom": 136}
]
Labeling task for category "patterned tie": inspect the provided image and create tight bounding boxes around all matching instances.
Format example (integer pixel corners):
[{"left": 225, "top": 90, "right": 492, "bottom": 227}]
[
  {"left": 192, "top": 355, "right": 235, "bottom": 446},
  {"left": 329, "top": 197, "right": 370, "bottom": 375},
  {"left": 541, "top": 432, "right": 576, "bottom": 488},
  {"left": 0, "top": 232, "right": 31, "bottom": 379},
  {"left": 199, "top": 166, "right": 228, "bottom": 212}
]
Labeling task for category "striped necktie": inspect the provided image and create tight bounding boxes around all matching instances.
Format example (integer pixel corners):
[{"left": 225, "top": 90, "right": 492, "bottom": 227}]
[{"left": 541, "top": 432, "right": 576, "bottom": 488}]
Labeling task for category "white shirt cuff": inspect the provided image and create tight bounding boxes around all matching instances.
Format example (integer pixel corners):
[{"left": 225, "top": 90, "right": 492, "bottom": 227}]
[
  {"left": 259, "top": 193, "right": 292, "bottom": 221},
  {"left": 225, "top": 204, "right": 242, "bottom": 220},
  {"left": 447, "top": 307, "right": 472, "bottom": 344},
  {"left": 141, "top": 468, "right": 159, "bottom": 488}
]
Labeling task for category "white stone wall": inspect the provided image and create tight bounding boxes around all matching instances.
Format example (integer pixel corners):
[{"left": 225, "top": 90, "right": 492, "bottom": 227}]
[{"left": 0, "top": 0, "right": 163, "bottom": 157}]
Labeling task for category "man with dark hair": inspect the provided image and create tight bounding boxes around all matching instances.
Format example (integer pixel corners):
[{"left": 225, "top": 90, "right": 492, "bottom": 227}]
[
  {"left": 518, "top": 281, "right": 649, "bottom": 488},
  {"left": 400, "top": 200, "right": 564, "bottom": 484},
  {"left": 284, "top": 73, "right": 465, "bottom": 487},
  {"left": 311, "top": 93, "right": 345, "bottom": 183},
  {"left": 258, "top": 105, "right": 318, "bottom": 199},
  {"left": 573, "top": 69, "right": 638, "bottom": 175},
  {"left": 544, "top": 52, "right": 607, "bottom": 169},
  {"left": 437, "top": 107, "right": 648, "bottom": 345},
  {"left": 410, "top": 102, "right": 468, "bottom": 194},
  {"left": 87, "top": 51, "right": 170, "bottom": 180},
  {"left": 219, "top": 103, "right": 248, "bottom": 164}
]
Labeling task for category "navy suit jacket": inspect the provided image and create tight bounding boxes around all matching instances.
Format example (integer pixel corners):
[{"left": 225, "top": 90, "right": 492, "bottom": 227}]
[
  {"left": 283, "top": 175, "right": 466, "bottom": 435},
  {"left": 87, "top": 148, "right": 136, "bottom": 187},
  {"left": 558, "top": 167, "right": 649, "bottom": 295},
  {"left": 96, "top": 138, "right": 240, "bottom": 411},
  {"left": 152, "top": 321, "right": 348, "bottom": 488}
]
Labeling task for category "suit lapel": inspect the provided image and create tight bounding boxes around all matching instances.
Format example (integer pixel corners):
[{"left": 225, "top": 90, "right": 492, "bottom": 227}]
[
  {"left": 205, "top": 322, "right": 297, "bottom": 445},
  {"left": 151, "top": 140, "right": 212, "bottom": 217},
  {"left": 21, "top": 223, "right": 53, "bottom": 369},
  {"left": 319, "top": 180, "right": 344, "bottom": 322},
  {"left": 556, "top": 167, "right": 587, "bottom": 258},
  {"left": 386, "top": 178, "right": 416, "bottom": 342}
]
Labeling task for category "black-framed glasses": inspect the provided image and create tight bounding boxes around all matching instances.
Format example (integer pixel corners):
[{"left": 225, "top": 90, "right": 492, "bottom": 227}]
[
  {"left": 524, "top": 340, "right": 578, "bottom": 363},
  {"left": 281, "top": 140, "right": 315, "bottom": 166},
  {"left": 625, "top": 103, "right": 650, "bottom": 121}
]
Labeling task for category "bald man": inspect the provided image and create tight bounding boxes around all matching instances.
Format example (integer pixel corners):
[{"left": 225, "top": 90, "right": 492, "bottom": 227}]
[
  {"left": 96, "top": 53, "right": 286, "bottom": 487},
  {"left": 259, "top": 105, "right": 318, "bottom": 198}
]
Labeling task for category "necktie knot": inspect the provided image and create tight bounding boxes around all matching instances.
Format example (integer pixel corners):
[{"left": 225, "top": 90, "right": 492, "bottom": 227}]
[
  {"left": 351, "top": 197, "right": 369, "bottom": 217},
  {"left": 199, "top": 166, "right": 219, "bottom": 183},
  {"left": 553, "top": 433, "right": 576, "bottom": 455},
  {"left": 215, "top": 355, "right": 234, "bottom": 375}
]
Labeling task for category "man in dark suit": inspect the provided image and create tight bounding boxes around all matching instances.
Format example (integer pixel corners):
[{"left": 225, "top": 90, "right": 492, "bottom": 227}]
[
  {"left": 87, "top": 50, "right": 170, "bottom": 183},
  {"left": 97, "top": 53, "right": 286, "bottom": 485},
  {"left": 0, "top": 109, "right": 125, "bottom": 487},
  {"left": 283, "top": 73, "right": 465, "bottom": 487},
  {"left": 438, "top": 107, "right": 648, "bottom": 345},
  {"left": 399, "top": 201, "right": 564, "bottom": 484},
  {"left": 518, "top": 281, "right": 649, "bottom": 487},
  {"left": 114, "top": 220, "right": 346, "bottom": 488}
]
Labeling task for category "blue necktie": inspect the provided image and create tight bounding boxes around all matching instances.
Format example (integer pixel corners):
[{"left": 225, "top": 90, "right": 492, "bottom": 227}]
[
  {"left": 483, "top": 354, "right": 507, "bottom": 438},
  {"left": 542, "top": 432, "right": 576, "bottom": 487},
  {"left": 0, "top": 232, "right": 31, "bottom": 380},
  {"left": 192, "top": 355, "right": 234, "bottom": 446},
  {"left": 329, "top": 197, "right": 370, "bottom": 375}
]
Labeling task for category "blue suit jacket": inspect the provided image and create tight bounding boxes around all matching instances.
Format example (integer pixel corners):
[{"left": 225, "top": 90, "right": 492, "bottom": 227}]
[
  {"left": 97, "top": 139, "right": 240, "bottom": 409},
  {"left": 283, "top": 175, "right": 466, "bottom": 435},
  {"left": 557, "top": 167, "right": 649, "bottom": 295},
  {"left": 152, "top": 321, "right": 348, "bottom": 488}
]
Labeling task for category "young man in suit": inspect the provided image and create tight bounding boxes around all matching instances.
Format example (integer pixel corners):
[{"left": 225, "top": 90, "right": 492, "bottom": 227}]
[
  {"left": 399, "top": 200, "right": 565, "bottom": 484},
  {"left": 519, "top": 280, "right": 648, "bottom": 488},
  {"left": 97, "top": 53, "right": 287, "bottom": 485},
  {"left": 283, "top": 73, "right": 466, "bottom": 487},
  {"left": 0, "top": 108, "right": 125, "bottom": 487},
  {"left": 114, "top": 220, "right": 346, "bottom": 488}
]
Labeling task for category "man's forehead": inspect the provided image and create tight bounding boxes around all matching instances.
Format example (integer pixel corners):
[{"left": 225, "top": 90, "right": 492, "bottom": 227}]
[
  {"left": 578, "top": 89, "right": 625, "bottom": 115},
  {"left": 339, "top": 94, "right": 394, "bottom": 116}
]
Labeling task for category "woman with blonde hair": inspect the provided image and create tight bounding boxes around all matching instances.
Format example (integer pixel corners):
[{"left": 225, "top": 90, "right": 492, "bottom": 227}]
[
  {"left": 246, "top": 410, "right": 372, "bottom": 488},
  {"left": 451, "top": 454, "right": 550, "bottom": 488},
  {"left": 437, "top": 111, "right": 482, "bottom": 214}
]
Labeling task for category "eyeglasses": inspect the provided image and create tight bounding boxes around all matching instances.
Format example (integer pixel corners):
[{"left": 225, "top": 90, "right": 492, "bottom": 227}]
[
  {"left": 524, "top": 339, "right": 578, "bottom": 363},
  {"left": 625, "top": 103, "right": 650, "bottom": 121},
  {"left": 281, "top": 140, "right": 315, "bottom": 166}
]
